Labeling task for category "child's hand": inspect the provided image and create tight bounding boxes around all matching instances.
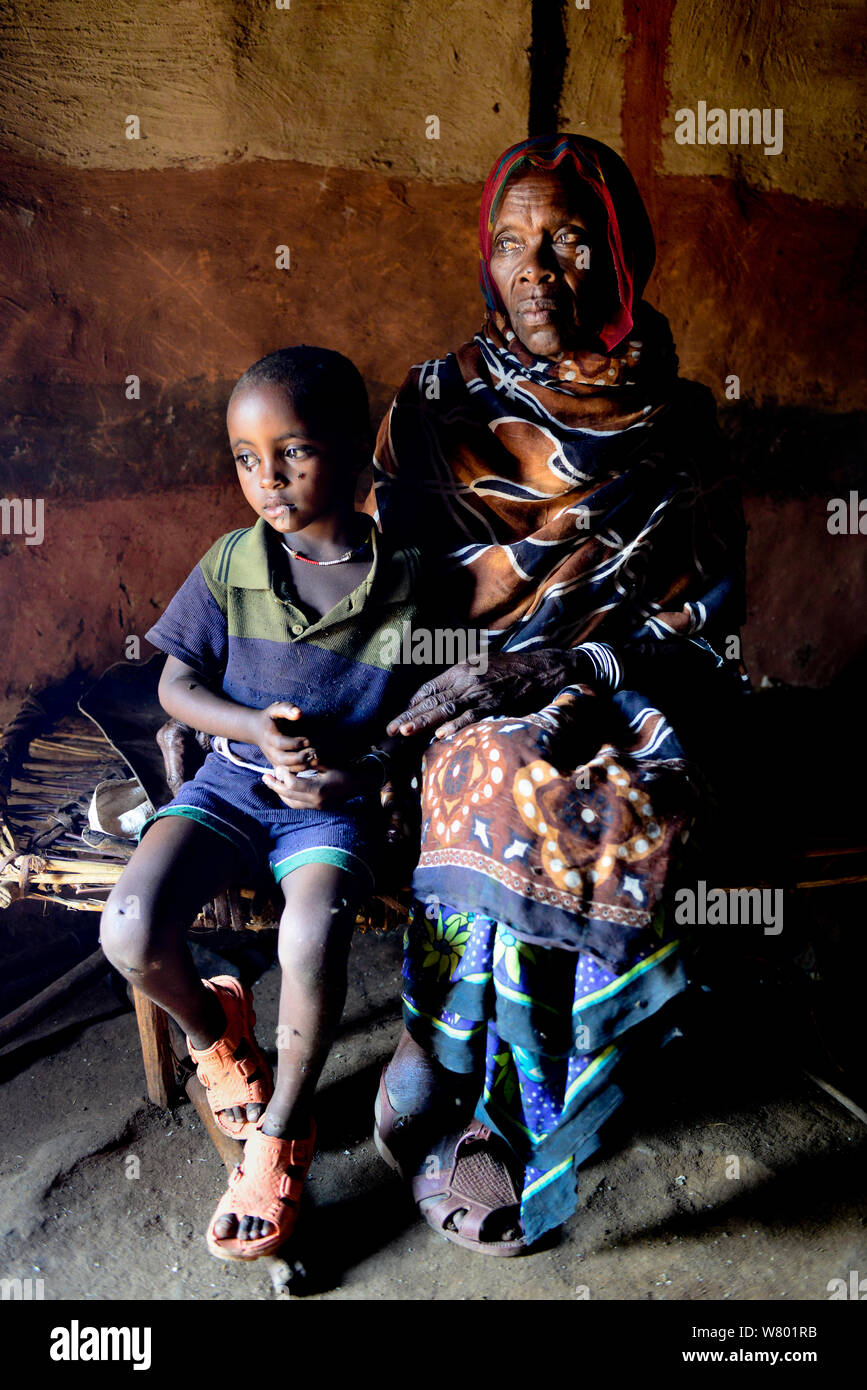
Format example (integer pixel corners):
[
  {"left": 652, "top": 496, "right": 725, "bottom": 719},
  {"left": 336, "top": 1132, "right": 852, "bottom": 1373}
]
[
  {"left": 261, "top": 762, "right": 374, "bottom": 810},
  {"left": 249, "top": 703, "right": 319, "bottom": 773}
]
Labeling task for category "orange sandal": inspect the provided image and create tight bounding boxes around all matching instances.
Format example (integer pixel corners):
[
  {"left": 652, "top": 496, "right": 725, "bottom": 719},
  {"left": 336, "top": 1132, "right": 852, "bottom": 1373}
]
[
  {"left": 187, "top": 976, "right": 273, "bottom": 1141},
  {"left": 206, "top": 1122, "right": 316, "bottom": 1262}
]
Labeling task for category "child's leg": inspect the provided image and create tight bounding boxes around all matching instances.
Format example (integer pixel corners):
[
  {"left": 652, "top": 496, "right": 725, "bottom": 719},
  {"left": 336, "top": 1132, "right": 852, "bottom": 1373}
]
[
  {"left": 100, "top": 816, "right": 263, "bottom": 1127},
  {"left": 211, "top": 861, "right": 360, "bottom": 1245},
  {"left": 265, "top": 862, "right": 361, "bottom": 1136}
]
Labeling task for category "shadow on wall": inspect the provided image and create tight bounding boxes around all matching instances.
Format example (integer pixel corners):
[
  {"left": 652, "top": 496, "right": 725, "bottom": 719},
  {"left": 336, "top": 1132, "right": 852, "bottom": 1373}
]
[
  {"left": 2, "top": 389, "right": 865, "bottom": 700},
  {"left": 0, "top": 392, "right": 865, "bottom": 720},
  {"left": 719, "top": 401, "right": 867, "bottom": 688}
]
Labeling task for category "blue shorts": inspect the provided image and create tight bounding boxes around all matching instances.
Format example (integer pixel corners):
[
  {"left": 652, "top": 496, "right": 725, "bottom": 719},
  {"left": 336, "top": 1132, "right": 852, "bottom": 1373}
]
[{"left": 141, "top": 750, "right": 378, "bottom": 891}]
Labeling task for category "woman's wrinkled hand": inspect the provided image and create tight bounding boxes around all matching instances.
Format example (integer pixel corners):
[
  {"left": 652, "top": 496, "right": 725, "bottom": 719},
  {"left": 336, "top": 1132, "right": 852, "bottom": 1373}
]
[
  {"left": 381, "top": 779, "right": 421, "bottom": 846},
  {"left": 379, "top": 779, "right": 422, "bottom": 884},
  {"left": 385, "top": 650, "right": 578, "bottom": 740}
]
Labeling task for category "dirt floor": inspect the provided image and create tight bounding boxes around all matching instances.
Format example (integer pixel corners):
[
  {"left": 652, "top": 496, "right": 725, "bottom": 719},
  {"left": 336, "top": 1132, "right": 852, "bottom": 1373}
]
[{"left": 1, "top": 905, "right": 865, "bottom": 1305}]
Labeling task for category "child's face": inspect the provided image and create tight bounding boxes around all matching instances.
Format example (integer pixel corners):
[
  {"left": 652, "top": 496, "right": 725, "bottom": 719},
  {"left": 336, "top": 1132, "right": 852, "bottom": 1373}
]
[{"left": 227, "top": 383, "right": 357, "bottom": 537}]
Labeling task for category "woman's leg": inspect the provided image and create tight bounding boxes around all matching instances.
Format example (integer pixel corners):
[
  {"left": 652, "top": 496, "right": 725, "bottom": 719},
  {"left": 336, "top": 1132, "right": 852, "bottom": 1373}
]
[
  {"left": 100, "top": 815, "right": 259, "bottom": 1127},
  {"left": 211, "top": 861, "right": 360, "bottom": 1244},
  {"left": 382, "top": 1028, "right": 481, "bottom": 1167},
  {"left": 384, "top": 1027, "right": 450, "bottom": 1113},
  {"left": 377, "top": 900, "right": 524, "bottom": 1247},
  {"left": 382, "top": 1030, "right": 522, "bottom": 1244}
]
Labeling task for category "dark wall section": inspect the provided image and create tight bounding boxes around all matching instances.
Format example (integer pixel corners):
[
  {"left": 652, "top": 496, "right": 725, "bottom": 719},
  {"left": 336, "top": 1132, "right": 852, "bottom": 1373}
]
[{"left": 0, "top": 0, "right": 864, "bottom": 717}]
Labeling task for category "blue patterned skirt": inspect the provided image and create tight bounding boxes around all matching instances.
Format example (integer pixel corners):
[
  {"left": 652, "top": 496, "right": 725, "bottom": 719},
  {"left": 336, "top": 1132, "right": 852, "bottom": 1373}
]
[{"left": 402, "top": 897, "right": 689, "bottom": 1244}]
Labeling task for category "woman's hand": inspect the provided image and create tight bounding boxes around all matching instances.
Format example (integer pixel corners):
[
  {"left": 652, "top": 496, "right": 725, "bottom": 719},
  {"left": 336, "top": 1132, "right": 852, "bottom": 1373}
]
[
  {"left": 381, "top": 779, "right": 421, "bottom": 846},
  {"left": 260, "top": 761, "right": 377, "bottom": 810},
  {"left": 379, "top": 779, "right": 422, "bottom": 884},
  {"left": 385, "top": 650, "right": 583, "bottom": 740}
]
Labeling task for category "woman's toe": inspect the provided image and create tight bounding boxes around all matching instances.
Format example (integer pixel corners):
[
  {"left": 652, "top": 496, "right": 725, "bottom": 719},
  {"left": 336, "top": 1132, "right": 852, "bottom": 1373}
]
[
  {"left": 246, "top": 1103, "right": 263, "bottom": 1123},
  {"left": 418, "top": 1194, "right": 462, "bottom": 1225},
  {"left": 417, "top": 1193, "right": 521, "bottom": 1244}
]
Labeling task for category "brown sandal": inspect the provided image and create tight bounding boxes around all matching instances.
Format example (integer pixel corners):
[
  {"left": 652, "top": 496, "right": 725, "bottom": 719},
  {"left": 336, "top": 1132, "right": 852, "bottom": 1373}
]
[
  {"left": 187, "top": 976, "right": 273, "bottom": 1141},
  {"left": 206, "top": 1122, "right": 316, "bottom": 1262},
  {"left": 373, "top": 1065, "right": 453, "bottom": 1179},
  {"left": 374, "top": 1072, "right": 526, "bottom": 1255},
  {"left": 373, "top": 1066, "right": 416, "bottom": 1175},
  {"left": 411, "top": 1120, "right": 527, "bottom": 1257}
]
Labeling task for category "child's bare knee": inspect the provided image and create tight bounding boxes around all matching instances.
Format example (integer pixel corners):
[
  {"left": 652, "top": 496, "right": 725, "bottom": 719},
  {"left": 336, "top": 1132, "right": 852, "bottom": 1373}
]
[
  {"left": 100, "top": 889, "right": 157, "bottom": 976},
  {"left": 278, "top": 907, "right": 350, "bottom": 979},
  {"left": 277, "top": 924, "right": 326, "bottom": 982}
]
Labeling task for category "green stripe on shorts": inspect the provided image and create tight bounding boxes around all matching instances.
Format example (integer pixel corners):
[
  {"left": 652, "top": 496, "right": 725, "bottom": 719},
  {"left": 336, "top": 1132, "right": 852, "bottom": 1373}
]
[
  {"left": 140, "top": 805, "right": 256, "bottom": 864},
  {"left": 271, "top": 846, "right": 373, "bottom": 889}
]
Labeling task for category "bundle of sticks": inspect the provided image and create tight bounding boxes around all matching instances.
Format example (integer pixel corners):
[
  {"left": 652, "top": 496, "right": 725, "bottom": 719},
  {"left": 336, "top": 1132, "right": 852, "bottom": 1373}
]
[
  {"left": 0, "top": 687, "right": 402, "bottom": 932},
  {"left": 0, "top": 695, "right": 134, "bottom": 912}
]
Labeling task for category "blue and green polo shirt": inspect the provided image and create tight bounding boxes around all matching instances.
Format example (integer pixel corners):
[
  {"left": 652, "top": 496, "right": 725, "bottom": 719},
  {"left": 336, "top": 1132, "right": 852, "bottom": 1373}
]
[{"left": 145, "top": 517, "right": 426, "bottom": 778}]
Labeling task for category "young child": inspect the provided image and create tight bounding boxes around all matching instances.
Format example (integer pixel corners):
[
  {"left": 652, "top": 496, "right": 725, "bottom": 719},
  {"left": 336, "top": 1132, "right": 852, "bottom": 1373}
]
[{"left": 100, "top": 346, "right": 425, "bottom": 1261}]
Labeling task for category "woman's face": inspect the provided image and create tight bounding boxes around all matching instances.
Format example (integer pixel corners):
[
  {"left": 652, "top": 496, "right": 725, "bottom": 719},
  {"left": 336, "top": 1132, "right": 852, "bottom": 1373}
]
[{"left": 488, "top": 168, "right": 603, "bottom": 358}]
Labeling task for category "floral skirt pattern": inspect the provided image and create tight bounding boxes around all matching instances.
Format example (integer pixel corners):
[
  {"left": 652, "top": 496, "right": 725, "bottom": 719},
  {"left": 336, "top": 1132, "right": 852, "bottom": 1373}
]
[
  {"left": 412, "top": 687, "right": 695, "bottom": 970},
  {"left": 402, "top": 896, "right": 690, "bottom": 1244}
]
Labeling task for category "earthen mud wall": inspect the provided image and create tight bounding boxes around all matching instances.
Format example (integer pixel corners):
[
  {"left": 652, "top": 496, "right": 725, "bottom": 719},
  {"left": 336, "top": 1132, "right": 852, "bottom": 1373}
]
[{"left": 0, "top": 0, "right": 864, "bottom": 717}]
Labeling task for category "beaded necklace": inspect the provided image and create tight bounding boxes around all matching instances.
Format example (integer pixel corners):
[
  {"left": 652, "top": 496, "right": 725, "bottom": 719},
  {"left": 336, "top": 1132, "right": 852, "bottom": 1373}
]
[{"left": 281, "top": 536, "right": 370, "bottom": 566}]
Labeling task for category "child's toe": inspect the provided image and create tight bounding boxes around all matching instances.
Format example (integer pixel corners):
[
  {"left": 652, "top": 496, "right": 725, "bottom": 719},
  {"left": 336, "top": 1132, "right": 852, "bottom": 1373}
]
[
  {"left": 237, "top": 1214, "right": 257, "bottom": 1240},
  {"left": 212, "top": 1212, "right": 238, "bottom": 1240},
  {"left": 239, "top": 1215, "right": 273, "bottom": 1241}
]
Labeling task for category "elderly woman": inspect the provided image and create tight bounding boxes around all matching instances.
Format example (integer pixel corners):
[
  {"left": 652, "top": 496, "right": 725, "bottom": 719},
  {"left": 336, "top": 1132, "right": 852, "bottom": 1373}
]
[{"left": 369, "top": 133, "right": 746, "bottom": 1254}]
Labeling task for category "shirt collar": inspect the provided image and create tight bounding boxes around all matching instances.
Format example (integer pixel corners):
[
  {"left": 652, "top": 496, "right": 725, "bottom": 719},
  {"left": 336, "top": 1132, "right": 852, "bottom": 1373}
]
[{"left": 227, "top": 516, "right": 414, "bottom": 605}]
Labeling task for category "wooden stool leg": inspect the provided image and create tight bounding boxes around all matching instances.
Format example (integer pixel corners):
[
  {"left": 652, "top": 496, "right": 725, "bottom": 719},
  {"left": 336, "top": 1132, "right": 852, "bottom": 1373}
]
[
  {"left": 132, "top": 986, "right": 177, "bottom": 1107},
  {"left": 183, "top": 1073, "right": 244, "bottom": 1171}
]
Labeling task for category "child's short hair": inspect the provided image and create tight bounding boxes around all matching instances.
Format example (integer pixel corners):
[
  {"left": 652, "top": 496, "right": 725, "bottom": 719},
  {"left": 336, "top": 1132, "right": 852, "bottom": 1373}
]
[{"left": 230, "top": 346, "right": 372, "bottom": 449}]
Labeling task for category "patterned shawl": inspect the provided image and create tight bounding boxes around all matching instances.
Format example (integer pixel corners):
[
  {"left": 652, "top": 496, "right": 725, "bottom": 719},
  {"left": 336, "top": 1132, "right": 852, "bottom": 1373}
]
[
  {"left": 369, "top": 134, "right": 745, "bottom": 966},
  {"left": 370, "top": 133, "right": 744, "bottom": 664}
]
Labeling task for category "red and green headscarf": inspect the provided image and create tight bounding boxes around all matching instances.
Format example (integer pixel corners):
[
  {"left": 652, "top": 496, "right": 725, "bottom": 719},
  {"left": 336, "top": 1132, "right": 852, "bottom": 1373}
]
[{"left": 478, "top": 133, "right": 656, "bottom": 352}]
